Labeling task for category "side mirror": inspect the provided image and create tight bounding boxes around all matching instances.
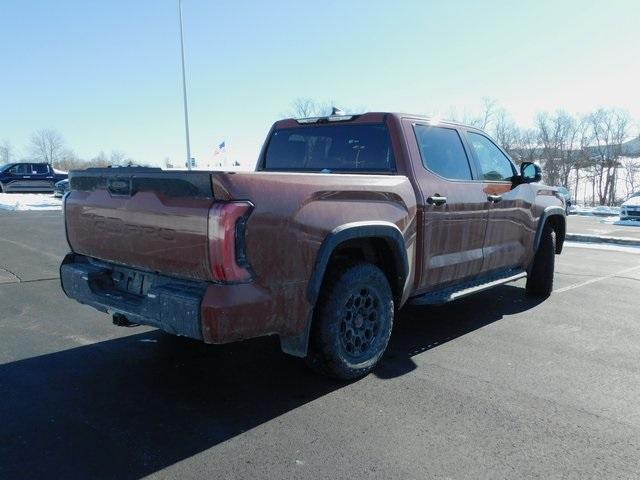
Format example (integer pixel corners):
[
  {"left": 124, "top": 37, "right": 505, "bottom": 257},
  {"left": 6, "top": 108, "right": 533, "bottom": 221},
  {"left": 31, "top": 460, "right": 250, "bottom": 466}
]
[{"left": 520, "top": 162, "right": 542, "bottom": 183}]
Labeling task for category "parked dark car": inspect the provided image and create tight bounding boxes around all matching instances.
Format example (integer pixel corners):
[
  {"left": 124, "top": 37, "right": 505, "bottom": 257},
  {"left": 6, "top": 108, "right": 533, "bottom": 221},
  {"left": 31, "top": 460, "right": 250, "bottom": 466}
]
[
  {"left": 0, "top": 162, "right": 67, "bottom": 193},
  {"left": 54, "top": 178, "right": 70, "bottom": 198}
]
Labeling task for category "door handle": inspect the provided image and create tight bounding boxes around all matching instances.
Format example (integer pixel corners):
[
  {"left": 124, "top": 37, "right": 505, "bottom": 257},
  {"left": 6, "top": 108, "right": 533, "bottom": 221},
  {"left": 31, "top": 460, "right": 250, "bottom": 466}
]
[
  {"left": 427, "top": 195, "right": 447, "bottom": 206},
  {"left": 487, "top": 194, "right": 502, "bottom": 203}
]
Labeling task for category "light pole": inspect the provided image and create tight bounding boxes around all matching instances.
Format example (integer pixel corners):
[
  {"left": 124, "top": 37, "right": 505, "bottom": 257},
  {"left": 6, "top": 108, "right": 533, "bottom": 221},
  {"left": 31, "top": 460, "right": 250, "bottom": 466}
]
[{"left": 178, "top": 0, "right": 192, "bottom": 170}]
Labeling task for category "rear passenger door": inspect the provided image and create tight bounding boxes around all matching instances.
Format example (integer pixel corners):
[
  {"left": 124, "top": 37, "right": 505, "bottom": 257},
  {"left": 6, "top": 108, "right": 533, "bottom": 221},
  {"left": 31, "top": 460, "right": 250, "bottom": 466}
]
[
  {"left": 406, "top": 121, "right": 490, "bottom": 292},
  {"left": 31, "top": 163, "right": 55, "bottom": 190},
  {"left": 464, "top": 130, "right": 535, "bottom": 272}
]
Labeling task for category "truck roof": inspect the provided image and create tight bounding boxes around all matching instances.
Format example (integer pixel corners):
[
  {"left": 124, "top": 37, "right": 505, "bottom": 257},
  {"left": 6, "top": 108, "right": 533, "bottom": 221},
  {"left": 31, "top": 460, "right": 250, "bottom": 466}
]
[{"left": 274, "top": 112, "right": 480, "bottom": 131}]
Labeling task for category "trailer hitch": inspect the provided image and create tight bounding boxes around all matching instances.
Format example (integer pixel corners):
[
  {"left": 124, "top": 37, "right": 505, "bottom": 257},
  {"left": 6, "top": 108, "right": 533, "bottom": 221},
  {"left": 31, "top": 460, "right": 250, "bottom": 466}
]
[{"left": 112, "top": 313, "right": 140, "bottom": 327}]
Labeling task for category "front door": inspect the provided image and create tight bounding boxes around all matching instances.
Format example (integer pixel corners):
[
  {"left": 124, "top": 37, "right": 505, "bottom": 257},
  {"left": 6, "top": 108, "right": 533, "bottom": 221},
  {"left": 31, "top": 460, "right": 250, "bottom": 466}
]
[
  {"left": 406, "top": 122, "right": 491, "bottom": 292},
  {"left": 5, "top": 164, "right": 32, "bottom": 192},
  {"left": 464, "top": 130, "right": 535, "bottom": 272}
]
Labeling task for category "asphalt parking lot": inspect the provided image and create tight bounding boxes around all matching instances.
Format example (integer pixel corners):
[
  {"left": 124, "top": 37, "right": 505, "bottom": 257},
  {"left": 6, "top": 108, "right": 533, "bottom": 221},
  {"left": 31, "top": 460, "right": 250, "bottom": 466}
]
[
  {"left": 567, "top": 215, "right": 640, "bottom": 239},
  {"left": 1, "top": 210, "right": 640, "bottom": 479}
]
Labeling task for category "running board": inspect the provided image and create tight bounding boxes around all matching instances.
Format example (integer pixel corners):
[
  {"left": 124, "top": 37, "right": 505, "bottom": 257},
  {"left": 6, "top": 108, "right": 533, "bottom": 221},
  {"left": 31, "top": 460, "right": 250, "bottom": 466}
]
[{"left": 410, "top": 269, "right": 527, "bottom": 306}]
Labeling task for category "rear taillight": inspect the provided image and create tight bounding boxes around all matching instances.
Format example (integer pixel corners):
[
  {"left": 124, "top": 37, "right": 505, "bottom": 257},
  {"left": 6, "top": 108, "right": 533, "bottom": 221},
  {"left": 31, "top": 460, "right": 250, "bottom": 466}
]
[{"left": 207, "top": 201, "right": 253, "bottom": 282}]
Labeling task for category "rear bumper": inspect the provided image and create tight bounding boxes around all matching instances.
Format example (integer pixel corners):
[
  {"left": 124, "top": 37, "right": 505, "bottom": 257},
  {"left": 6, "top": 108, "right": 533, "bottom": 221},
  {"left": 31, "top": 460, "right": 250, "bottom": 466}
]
[
  {"left": 60, "top": 254, "right": 278, "bottom": 344},
  {"left": 60, "top": 254, "right": 206, "bottom": 340}
]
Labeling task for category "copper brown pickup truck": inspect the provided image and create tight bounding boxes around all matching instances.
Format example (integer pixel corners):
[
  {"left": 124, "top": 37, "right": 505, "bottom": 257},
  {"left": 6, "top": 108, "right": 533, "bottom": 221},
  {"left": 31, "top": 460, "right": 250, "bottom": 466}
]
[{"left": 60, "top": 112, "right": 566, "bottom": 379}]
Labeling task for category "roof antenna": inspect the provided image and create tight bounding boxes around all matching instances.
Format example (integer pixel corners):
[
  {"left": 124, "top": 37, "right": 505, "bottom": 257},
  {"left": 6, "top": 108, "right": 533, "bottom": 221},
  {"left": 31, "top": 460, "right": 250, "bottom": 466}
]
[{"left": 331, "top": 107, "right": 345, "bottom": 116}]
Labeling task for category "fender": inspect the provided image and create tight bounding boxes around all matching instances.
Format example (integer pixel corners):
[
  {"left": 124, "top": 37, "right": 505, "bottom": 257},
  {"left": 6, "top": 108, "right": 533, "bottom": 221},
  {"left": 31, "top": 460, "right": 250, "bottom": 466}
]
[
  {"left": 280, "top": 221, "right": 409, "bottom": 358},
  {"left": 533, "top": 206, "right": 566, "bottom": 253},
  {"left": 307, "top": 221, "right": 409, "bottom": 304}
]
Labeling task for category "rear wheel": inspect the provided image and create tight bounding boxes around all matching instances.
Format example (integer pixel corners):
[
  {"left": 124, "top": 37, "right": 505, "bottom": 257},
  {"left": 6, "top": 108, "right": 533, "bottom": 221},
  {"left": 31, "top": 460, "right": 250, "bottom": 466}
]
[
  {"left": 526, "top": 224, "right": 556, "bottom": 297},
  {"left": 306, "top": 262, "right": 394, "bottom": 380}
]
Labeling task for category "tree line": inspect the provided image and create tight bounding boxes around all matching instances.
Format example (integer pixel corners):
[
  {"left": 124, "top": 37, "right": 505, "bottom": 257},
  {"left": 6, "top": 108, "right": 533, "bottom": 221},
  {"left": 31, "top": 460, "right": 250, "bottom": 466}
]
[
  {"left": 3, "top": 100, "right": 639, "bottom": 206},
  {"left": 0, "top": 129, "right": 136, "bottom": 171},
  {"left": 461, "top": 99, "right": 638, "bottom": 206},
  {"left": 288, "top": 97, "right": 640, "bottom": 206}
]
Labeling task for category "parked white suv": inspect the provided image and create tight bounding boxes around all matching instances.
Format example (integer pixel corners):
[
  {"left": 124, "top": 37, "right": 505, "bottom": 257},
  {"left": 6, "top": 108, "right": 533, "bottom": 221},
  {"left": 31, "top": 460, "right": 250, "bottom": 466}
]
[{"left": 620, "top": 192, "right": 640, "bottom": 221}]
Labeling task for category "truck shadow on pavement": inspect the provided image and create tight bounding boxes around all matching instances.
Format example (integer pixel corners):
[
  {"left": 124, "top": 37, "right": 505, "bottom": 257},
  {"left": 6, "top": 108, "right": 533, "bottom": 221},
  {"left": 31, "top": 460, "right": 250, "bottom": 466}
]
[
  {"left": 378, "top": 285, "right": 545, "bottom": 379},
  {"left": 0, "top": 285, "right": 542, "bottom": 479}
]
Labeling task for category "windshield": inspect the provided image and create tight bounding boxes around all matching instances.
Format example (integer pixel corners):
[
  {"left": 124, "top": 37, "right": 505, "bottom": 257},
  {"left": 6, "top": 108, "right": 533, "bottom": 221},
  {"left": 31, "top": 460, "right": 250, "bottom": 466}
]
[
  {"left": 262, "top": 123, "right": 395, "bottom": 173},
  {"left": 0, "top": 163, "right": 15, "bottom": 172}
]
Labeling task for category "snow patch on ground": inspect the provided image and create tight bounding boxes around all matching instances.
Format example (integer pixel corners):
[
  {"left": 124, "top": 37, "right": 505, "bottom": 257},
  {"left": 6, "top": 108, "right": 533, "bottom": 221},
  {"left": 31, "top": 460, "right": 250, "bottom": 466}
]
[
  {"left": 570, "top": 205, "right": 621, "bottom": 216},
  {"left": 0, "top": 193, "right": 62, "bottom": 211}
]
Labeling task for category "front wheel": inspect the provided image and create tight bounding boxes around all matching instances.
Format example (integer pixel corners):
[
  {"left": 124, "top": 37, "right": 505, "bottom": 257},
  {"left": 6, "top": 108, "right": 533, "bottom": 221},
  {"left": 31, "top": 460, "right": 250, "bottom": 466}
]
[
  {"left": 306, "top": 263, "right": 394, "bottom": 380},
  {"left": 526, "top": 224, "right": 556, "bottom": 297}
]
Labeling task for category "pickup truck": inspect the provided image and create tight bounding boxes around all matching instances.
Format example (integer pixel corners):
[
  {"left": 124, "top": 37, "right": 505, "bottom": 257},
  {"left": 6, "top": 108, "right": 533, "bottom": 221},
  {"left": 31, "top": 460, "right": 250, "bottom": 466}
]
[
  {"left": 0, "top": 162, "right": 67, "bottom": 193},
  {"left": 60, "top": 112, "right": 566, "bottom": 379}
]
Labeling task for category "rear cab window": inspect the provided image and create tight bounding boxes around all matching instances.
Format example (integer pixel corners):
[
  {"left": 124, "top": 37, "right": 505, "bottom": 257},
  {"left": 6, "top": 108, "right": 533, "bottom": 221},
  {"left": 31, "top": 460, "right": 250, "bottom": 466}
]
[
  {"left": 413, "top": 125, "right": 473, "bottom": 180},
  {"left": 262, "top": 123, "right": 395, "bottom": 173},
  {"left": 32, "top": 164, "right": 50, "bottom": 174}
]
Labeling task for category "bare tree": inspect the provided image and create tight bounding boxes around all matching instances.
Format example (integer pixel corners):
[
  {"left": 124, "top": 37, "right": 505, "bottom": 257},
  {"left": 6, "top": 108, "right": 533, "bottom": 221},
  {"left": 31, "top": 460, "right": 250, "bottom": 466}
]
[
  {"left": 56, "top": 149, "right": 84, "bottom": 171},
  {"left": 285, "top": 97, "right": 363, "bottom": 119},
  {"left": 621, "top": 157, "right": 640, "bottom": 197},
  {"left": 90, "top": 151, "right": 110, "bottom": 168},
  {"left": 287, "top": 98, "right": 333, "bottom": 118},
  {"left": 29, "top": 129, "right": 65, "bottom": 168},
  {"left": 477, "top": 97, "right": 498, "bottom": 130},
  {"left": 109, "top": 150, "right": 132, "bottom": 166},
  {"left": 535, "top": 111, "right": 580, "bottom": 187},
  {"left": 536, "top": 112, "right": 561, "bottom": 185},
  {"left": 572, "top": 117, "right": 594, "bottom": 203},
  {"left": 509, "top": 128, "right": 539, "bottom": 164},
  {"left": 0, "top": 140, "right": 14, "bottom": 164},
  {"left": 492, "top": 109, "right": 519, "bottom": 156},
  {"left": 449, "top": 97, "right": 498, "bottom": 130},
  {"left": 588, "top": 108, "right": 631, "bottom": 205}
]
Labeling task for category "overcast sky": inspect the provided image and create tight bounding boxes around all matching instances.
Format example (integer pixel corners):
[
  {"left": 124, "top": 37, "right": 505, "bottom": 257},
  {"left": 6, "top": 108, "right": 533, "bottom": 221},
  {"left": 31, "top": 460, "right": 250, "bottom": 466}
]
[{"left": 2, "top": 0, "right": 639, "bottom": 167}]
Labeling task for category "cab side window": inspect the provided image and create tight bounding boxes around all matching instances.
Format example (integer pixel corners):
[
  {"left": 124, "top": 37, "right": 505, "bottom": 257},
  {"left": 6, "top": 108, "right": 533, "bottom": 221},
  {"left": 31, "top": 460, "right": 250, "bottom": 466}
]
[
  {"left": 414, "top": 125, "right": 472, "bottom": 180},
  {"left": 467, "top": 132, "right": 515, "bottom": 182},
  {"left": 32, "top": 164, "right": 50, "bottom": 174},
  {"left": 9, "top": 164, "right": 30, "bottom": 175}
]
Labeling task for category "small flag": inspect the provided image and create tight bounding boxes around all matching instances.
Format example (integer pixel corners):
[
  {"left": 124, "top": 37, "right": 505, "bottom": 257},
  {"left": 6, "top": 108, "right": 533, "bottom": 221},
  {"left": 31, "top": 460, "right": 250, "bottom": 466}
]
[{"left": 214, "top": 141, "right": 226, "bottom": 156}]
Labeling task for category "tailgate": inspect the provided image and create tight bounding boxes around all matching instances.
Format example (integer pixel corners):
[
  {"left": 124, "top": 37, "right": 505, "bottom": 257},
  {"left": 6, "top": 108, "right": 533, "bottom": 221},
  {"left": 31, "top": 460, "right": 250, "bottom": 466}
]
[{"left": 65, "top": 168, "right": 216, "bottom": 281}]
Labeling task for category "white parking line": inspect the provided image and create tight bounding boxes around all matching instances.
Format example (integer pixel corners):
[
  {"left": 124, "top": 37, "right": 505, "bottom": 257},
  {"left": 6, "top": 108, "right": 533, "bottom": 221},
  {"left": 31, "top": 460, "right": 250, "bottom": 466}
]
[
  {"left": 555, "top": 264, "right": 640, "bottom": 293},
  {"left": 564, "top": 241, "right": 640, "bottom": 254}
]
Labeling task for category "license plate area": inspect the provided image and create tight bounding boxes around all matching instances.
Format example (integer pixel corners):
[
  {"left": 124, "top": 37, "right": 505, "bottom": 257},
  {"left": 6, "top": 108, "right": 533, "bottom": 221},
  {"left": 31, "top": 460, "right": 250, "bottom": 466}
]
[{"left": 111, "top": 269, "right": 153, "bottom": 296}]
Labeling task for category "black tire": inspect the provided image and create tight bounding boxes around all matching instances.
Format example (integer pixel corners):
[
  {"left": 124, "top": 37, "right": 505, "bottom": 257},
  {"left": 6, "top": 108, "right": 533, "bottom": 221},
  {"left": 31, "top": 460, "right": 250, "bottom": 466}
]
[
  {"left": 526, "top": 224, "right": 556, "bottom": 297},
  {"left": 306, "top": 262, "right": 394, "bottom": 380}
]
